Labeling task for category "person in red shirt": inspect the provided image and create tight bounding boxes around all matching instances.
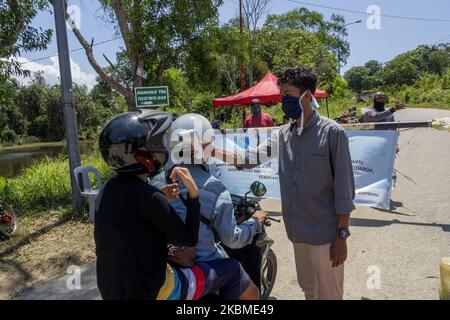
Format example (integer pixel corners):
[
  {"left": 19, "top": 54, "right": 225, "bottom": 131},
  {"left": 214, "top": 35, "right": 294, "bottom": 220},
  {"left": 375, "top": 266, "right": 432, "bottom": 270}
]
[{"left": 244, "top": 99, "right": 275, "bottom": 128}]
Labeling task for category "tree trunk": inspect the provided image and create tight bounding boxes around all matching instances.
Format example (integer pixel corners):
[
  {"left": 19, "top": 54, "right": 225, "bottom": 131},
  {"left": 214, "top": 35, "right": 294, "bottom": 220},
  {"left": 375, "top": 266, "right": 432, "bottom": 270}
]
[{"left": 66, "top": 3, "right": 138, "bottom": 111}]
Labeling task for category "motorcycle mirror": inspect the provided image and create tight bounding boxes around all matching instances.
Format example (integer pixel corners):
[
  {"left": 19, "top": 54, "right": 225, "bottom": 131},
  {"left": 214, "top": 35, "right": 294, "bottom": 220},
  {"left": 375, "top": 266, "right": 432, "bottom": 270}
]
[{"left": 250, "top": 181, "right": 267, "bottom": 198}]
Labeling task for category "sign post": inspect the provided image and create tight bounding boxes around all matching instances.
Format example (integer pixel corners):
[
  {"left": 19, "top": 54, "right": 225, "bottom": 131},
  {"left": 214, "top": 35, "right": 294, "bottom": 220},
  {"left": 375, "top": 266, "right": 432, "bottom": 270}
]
[
  {"left": 134, "top": 86, "right": 170, "bottom": 109},
  {"left": 53, "top": 0, "right": 82, "bottom": 212}
]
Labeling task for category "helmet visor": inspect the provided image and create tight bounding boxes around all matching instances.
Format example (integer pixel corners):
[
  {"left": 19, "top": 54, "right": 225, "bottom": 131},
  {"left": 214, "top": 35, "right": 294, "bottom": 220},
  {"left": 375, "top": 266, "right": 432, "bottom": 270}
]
[{"left": 162, "top": 128, "right": 172, "bottom": 151}]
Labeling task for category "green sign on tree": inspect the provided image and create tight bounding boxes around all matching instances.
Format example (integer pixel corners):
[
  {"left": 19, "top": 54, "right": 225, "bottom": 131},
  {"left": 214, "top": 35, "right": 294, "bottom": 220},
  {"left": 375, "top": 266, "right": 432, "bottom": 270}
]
[{"left": 135, "top": 86, "right": 170, "bottom": 108}]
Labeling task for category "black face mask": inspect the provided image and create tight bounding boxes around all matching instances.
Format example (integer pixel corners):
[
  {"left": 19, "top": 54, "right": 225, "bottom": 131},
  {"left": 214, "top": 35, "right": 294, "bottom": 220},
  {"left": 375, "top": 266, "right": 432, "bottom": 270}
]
[{"left": 374, "top": 101, "right": 386, "bottom": 112}]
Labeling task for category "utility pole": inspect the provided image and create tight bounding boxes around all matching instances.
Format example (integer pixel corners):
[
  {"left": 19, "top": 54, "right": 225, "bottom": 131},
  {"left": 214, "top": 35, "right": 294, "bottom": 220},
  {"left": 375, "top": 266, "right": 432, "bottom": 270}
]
[
  {"left": 239, "top": 0, "right": 246, "bottom": 127},
  {"left": 53, "top": 0, "right": 82, "bottom": 211},
  {"left": 239, "top": 0, "right": 245, "bottom": 91}
]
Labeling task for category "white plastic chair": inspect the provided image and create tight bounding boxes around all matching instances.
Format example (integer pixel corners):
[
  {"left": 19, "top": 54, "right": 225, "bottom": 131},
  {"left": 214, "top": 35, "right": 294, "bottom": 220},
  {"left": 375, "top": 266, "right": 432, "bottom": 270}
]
[{"left": 74, "top": 166, "right": 102, "bottom": 221}]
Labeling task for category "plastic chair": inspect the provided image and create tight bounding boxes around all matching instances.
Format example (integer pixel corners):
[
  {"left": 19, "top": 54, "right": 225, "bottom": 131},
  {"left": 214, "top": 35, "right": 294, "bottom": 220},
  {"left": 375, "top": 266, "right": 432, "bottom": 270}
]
[{"left": 74, "top": 166, "right": 103, "bottom": 221}]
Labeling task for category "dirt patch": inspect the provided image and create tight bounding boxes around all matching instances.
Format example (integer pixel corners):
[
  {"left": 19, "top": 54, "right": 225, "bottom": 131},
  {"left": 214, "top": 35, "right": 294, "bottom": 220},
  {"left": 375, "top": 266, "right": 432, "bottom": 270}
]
[{"left": 0, "top": 207, "right": 95, "bottom": 300}]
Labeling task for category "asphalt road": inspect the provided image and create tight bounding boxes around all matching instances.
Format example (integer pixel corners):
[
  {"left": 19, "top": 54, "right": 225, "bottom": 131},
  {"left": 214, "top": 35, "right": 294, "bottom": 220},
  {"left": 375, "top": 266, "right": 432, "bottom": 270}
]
[{"left": 15, "top": 108, "right": 450, "bottom": 300}]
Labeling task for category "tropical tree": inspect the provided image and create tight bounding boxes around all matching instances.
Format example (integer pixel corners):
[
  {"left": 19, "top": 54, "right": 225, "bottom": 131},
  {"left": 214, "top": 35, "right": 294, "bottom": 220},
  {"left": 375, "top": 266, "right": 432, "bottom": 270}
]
[
  {"left": 67, "top": 0, "right": 223, "bottom": 110},
  {"left": 264, "top": 7, "right": 350, "bottom": 67},
  {"left": 255, "top": 28, "right": 338, "bottom": 88},
  {"left": 344, "top": 60, "right": 384, "bottom": 93},
  {"left": 383, "top": 55, "right": 419, "bottom": 87},
  {"left": 241, "top": 0, "right": 271, "bottom": 85},
  {"left": 0, "top": 0, "right": 52, "bottom": 80}
]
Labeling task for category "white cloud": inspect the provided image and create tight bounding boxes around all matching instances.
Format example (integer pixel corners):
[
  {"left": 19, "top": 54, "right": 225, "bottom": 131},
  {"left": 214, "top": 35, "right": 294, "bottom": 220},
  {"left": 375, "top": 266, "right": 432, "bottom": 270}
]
[{"left": 15, "top": 56, "right": 97, "bottom": 90}]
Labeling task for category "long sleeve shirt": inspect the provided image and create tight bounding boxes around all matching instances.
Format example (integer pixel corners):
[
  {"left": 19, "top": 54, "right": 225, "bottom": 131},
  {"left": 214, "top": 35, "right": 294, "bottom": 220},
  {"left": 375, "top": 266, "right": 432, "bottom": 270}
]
[
  {"left": 364, "top": 107, "right": 396, "bottom": 123},
  {"left": 94, "top": 173, "right": 200, "bottom": 300},
  {"left": 151, "top": 164, "right": 260, "bottom": 262},
  {"left": 244, "top": 111, "right": 355, "bottom": 245}
]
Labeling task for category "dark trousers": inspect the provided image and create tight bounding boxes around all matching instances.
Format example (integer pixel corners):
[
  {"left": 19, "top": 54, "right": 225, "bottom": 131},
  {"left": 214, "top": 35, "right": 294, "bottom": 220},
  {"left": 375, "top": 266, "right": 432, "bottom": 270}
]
[{"left": 223, "top": 242, "right": 262, "bottom": 289}]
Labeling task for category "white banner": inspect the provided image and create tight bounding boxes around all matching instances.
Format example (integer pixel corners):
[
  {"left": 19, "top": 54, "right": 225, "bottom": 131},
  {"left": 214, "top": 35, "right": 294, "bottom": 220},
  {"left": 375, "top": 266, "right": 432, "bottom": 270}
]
[
  {"left": 348, "top": 130, "right": 399, "bottom": 210},
  {"left": 209, "top": 129, "right": 399, "bottom": 210}
]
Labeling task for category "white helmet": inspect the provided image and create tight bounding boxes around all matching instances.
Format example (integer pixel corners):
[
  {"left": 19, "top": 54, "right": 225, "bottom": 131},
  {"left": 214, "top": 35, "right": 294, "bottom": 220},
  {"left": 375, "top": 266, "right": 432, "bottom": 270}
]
[{"left": 170, "top": 113, "right": 215, "bottom": 164}]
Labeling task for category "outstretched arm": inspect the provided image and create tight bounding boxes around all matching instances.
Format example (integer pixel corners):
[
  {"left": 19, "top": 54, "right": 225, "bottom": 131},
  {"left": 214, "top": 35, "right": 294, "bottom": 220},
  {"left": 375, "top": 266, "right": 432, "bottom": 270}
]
[
  {"left": 364, "top": 108, "right": 395, "bottom": 122},
  {"left": 212, "top": 190, "right": 259, "bottom": 249},
  {"left": 210, "top": 128, "right": 279, "bottom": 170}
]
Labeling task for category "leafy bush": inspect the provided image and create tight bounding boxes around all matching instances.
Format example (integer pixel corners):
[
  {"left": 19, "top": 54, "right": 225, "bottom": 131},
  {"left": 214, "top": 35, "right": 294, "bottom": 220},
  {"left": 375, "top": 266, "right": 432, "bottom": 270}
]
[
  {"left": 189, "top": 91, "right": 216, "bottom": 118},
  {"left": 389, "top": 72, "right": 450, "bottom": 109}
]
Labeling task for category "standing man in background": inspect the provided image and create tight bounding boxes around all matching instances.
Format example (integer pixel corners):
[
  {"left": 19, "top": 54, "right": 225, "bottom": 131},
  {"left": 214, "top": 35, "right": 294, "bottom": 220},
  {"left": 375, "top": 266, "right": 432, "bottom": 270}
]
[
  {"left": 244, "top": 98, "right": 275, "bottom": 128},
  {"left": 364, "top": 92, "right": 407, "bottom": 123}
]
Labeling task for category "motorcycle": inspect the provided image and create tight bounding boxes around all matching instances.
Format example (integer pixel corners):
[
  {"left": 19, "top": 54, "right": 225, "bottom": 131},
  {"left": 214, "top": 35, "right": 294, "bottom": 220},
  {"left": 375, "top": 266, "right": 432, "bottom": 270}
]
[
  {"left": 335, "top": 106, "right": 364, "bottom": 124},
  {"left": 222, "top": 181, "right": 279, "bottom": 300},
  {"left": 0, "top": 200, "right": 19, "bottom": 239}
]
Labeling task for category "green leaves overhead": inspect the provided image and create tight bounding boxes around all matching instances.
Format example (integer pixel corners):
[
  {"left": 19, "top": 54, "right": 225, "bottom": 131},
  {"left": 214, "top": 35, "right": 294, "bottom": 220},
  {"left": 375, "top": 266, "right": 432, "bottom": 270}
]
[
  {"left": 264, "top": 7, "right": 350, "bottom": 66},
  {"left": 98, "top": 0, "right": 223, "bottom": 83},
  {"left": 0, "top": 0, "right": 53, "bottom": 79}
]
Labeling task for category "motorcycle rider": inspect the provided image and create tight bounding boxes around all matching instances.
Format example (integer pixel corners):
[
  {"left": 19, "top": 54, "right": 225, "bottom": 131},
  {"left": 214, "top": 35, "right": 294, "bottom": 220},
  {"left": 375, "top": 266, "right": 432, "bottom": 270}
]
[
  {"left": 95, "top": 110, "right": 258, "bottom": 300},
  {"left": 151, "top": 113, "right": 269, "bottom": 293},
  {"left": 364, "top": 92, "right": 407, "bottom": 123}
]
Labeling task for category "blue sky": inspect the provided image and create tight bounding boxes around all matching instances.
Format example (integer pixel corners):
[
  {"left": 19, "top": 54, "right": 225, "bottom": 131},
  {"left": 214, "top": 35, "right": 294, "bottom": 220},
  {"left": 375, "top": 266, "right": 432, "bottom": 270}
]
[{"left": 18, "top": 0, "right": 450, "bottom": 89}]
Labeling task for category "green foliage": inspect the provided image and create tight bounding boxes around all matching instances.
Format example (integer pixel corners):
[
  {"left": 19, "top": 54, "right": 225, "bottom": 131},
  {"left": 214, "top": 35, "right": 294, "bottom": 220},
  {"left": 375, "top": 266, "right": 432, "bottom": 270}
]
[
  {"left": 256, "top": 28, "right": 338, "bottom": 87},
  {"left": 0, "top": 0, "right": 52, "bottom": 79},
  {"left": 388, "top": 71, "right": 450, "bottom": 109},
  {"left": 184, "top": 27, "right": 223, "bottom": 93},
  {"left": 189, "top": 91, "right": 216, "bottom": 117},
  {"left": 160, "top": 68, "right": 189, "bottom": 110},
  {"left": 182, "top": 24, "right": 249, "bottom": 94},
  {"left": 344, "top": 44, "right": 450, "bottom": 109},
  {"left": 344, "top": 61, "right": 384, "bottom": 93},
  {"left": 264, "top": 7, "right": 350, "bottom": 66},
  {"left": 384, "top": 55, "right": 419, "bottom": 86},
  {"left": 0, "top": 72, "right": 128, "bottom": 144},
  {"left": 0, "top": 151, "right": 114, "bottom": 212},
  {"left": 98, "top": 0, "right": 223, "bottom": 83},
  {"left": 345, "top": 44, "right": 450, "bottom": 93}
]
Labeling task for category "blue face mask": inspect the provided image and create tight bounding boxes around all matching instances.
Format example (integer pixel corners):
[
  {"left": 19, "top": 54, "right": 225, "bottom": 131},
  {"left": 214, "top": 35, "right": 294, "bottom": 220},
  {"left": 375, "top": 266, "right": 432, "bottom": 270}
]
[
  {"left": 282, "top": 96, "right": 302, "bottom": 120},
  {"left": 252, "top": 105, "right": 261, "bottom": 116}
]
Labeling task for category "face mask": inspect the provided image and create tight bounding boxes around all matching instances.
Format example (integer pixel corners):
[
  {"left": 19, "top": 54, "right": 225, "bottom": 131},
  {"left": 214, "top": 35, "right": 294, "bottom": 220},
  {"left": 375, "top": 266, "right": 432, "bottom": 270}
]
[
  {"left": 282, "top": 91, "right": 309, "bottom": 136},
  {"left": 311, "top": 96, "right": 319, "bottom": 110},
  {"left": 252, "top": 105, "right": 261, "bottom": 116},
  {"left": 282, "top": 96, "right": 302, "bottom": 120},
  {"left": 374, "top": 101, "right": 386, "bottom": 112}
]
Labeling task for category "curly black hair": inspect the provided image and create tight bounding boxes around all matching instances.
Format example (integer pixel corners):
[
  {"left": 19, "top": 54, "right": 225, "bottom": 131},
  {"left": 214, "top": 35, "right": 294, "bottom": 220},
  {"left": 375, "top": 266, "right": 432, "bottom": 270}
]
[{"left": 276, "top": 67, "right": 318, "bottom": 94}]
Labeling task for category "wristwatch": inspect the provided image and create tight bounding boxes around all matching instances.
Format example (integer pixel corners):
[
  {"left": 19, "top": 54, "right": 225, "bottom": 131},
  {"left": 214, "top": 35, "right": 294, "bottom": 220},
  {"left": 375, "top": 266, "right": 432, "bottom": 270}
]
[{"left": 337, "top": 228, "right": 351, "bottom": 240}]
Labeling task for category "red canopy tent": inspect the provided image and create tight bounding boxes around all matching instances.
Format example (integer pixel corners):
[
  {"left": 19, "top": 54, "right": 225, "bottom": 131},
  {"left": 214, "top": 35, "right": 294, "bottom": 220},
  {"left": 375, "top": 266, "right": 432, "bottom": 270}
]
[{"left": 212, "top": 71, "right": 328, "bottom": 108}]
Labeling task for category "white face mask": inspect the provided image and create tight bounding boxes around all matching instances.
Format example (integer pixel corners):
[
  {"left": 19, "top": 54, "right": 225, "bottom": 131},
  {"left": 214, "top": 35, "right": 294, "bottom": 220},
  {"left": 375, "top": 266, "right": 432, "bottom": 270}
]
[
  {"left": 311, "top": 96, "right": 320, "bottom": 110},
  {"left": 296, "top": 91, "right": 308, "bottom": 136},
  {"left": 297, "top": 92, "right": 320, "bottom": 136}
]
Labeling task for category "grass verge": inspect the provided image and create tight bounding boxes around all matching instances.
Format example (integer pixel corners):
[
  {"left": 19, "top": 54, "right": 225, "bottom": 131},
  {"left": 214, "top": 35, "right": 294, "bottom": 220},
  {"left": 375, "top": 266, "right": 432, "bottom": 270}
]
[
  {"left": 0, "top": 207, "right": 95, "bottom": 299},
  {"left": 0, "top": 150, "right": 113, "bottom": 299}
]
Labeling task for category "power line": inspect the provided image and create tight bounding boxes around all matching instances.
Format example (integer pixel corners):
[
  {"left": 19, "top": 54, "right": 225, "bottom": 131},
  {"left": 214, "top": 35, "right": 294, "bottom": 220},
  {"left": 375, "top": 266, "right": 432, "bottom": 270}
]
[
  {"left": 288, "top": 0, "right": 450, "bottom": 23},
  {"left": 21, "top": 36, "right": 123, "bottom": 65}
]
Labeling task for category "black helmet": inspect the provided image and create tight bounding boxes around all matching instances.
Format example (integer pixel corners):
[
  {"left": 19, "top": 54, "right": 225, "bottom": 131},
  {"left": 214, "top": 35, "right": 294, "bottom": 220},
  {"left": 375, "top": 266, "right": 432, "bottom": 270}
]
[{"left": 99, "top": 109, "right": 173, "bottom": 174}]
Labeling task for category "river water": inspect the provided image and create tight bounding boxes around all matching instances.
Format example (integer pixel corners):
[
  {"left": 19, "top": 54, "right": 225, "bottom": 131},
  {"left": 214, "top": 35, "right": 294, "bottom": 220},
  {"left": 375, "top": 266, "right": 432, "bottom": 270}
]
[{"left": 0, "top": 141, "right": 95, "bottom": 178}]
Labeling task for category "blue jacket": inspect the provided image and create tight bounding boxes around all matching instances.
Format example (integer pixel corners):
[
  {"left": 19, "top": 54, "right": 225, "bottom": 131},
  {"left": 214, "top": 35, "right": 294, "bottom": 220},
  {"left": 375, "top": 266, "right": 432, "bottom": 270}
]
[{"left": 151, "top": 164, "right": 260, "bottom": 262}]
